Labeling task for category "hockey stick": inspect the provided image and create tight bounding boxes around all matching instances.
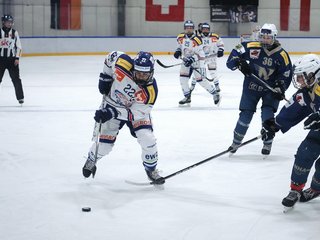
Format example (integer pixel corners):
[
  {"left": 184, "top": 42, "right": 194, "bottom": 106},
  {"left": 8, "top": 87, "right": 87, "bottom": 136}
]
[
  {"left": 250, "top": 73, "right": 290, "bottom": 103},
  {"left": 156, "top": 57, "right": 203, "bottom": 69},
  {"left": 192, "top": 68, "right": 215, "bottom": 82},
  {"left": 157, "top": 58, "right": 216, "bottom": 82},
  {"left": 93, "top": 95, "right": 107, "bottom": 164},
  {"left": 156, "top": 59, "right": 184, "bottom": 68},
  {"left": 126, "top": 135, "right": 261, "bottom": 186}
]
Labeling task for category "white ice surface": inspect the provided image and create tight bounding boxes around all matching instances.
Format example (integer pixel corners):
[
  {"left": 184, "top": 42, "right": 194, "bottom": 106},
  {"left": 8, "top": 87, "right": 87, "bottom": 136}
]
[{"left": 0, "top": 55, "right": 319, "bottom": 240}]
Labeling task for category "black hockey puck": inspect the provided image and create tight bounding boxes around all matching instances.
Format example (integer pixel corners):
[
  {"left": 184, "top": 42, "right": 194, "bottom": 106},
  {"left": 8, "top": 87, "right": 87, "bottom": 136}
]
[{"left": 82, "top": 207, "right": 91, "bottom": 212}]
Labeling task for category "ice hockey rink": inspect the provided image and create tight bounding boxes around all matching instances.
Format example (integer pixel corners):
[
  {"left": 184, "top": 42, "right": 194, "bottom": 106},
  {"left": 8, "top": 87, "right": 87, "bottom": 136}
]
[{"left": 0, "top": 54, "right": 319, "bottom": 240}]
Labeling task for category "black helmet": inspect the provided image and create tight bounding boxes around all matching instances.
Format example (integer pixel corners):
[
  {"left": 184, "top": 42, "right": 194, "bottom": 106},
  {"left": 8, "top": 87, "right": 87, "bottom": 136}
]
[{"left": 2, "top": 15, "right": 14, "bottom": 22}]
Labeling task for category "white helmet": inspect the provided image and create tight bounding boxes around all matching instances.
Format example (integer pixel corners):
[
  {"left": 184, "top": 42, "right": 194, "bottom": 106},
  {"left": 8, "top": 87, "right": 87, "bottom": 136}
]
[
  {"left": 105, "top": 51, "right": 125, "bottom": 68},
  {"left": 293, "top": 54, "right": 320, "bottom": 89},
  {"left": 258, "top": 23, "right": 278, "bottom": 47}
]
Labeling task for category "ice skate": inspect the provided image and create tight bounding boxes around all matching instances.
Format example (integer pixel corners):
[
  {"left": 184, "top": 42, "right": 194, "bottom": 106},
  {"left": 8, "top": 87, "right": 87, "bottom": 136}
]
[
  {"left": 18, "top": 99, "right": 24, "bottom": 106},
  {"left": 82, "top": 156, "right": 97, "bottom": 178},
  {"left": 213, "top": 92, "right": 221, "bottom": 106},
  {"left": 228, "top": 142, "right": 240, "bottom": 156},
  {"left": 145, "top": 169, "right": 165, "bottom": 185},
  {"left": 300, "top": 188, "right": 320, "bottom": 202},
  {"left": 261, "top": 143, "right": 272, "bottom": 157},
  {"left": 179, "top": 95, "right": 191, "bottom": 106},
  {"left": 282, "top": 190, "right": 301, "bottom": 212}
]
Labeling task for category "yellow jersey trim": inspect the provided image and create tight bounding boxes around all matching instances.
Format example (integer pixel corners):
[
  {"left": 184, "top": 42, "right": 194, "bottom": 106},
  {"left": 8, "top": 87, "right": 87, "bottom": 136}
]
[
  {"left": 314, "top": 83, "right": 320, "bottom": 96},
  {"left": 116, "top": 58, "right": 132, "bottom": 71},
  {"left": 247, "top": 42, "right": 261, "bottom": 48},
  {"left": 193, "top": 36, "right": 202, "bottom": 45},
  {"left": 146, "top": 85, "right": 156, "bottom": 104},
  {"left": 280, "top": 51, "right": 290, "bottom": 66}
]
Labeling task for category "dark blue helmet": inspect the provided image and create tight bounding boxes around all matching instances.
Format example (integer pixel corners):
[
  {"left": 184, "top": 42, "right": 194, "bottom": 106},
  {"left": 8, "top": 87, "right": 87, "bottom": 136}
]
[
  {"left": 2, "top": 15, "right": 13, "bottom": 22},
  {"left": 201, "top": 22, "right": 210, "bottom": 31},
  {"left": 184, "top": 20, "right": 194, "bottom": 29},
  {"left": 133, "top": 51, "right": 155, "bottom": 86}
]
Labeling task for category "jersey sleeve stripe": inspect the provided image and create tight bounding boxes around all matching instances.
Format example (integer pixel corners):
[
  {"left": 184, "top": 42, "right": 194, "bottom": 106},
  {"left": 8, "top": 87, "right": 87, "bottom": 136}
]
[
  {"left": 280, "top": 51, "right": 290, "bottom": 66},
  {"left": 314, "top": 83, "right": 320, "bottom": 96},
  {"left": 116, "top": 58, "right": 132, "bottom": 71},
  {"left": 147, "top": 85, "right": 156, "bottom": 104}
]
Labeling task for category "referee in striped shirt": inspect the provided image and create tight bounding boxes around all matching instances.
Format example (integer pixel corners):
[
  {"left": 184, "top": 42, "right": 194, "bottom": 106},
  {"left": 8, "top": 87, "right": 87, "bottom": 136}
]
[{"left": 0, "top": 15, "right": 24, "bottom": 104}]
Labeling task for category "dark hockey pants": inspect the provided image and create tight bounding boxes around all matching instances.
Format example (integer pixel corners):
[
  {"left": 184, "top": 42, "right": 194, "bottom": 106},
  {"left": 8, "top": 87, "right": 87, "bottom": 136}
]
[
  {"left": 0, "top": 58, "right": 24, "bottom": 100},
  {"left": 291, "top": 134, "right": 320, "bottom": 191}
]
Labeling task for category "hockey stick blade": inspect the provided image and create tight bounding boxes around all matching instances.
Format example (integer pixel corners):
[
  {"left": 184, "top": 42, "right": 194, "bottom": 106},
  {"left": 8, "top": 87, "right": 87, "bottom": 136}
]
[
  {"left": 193, "top": 68, "right": 215, "bottom": 82},
  {"left": 125, "top": 180, "right": 153, "bottom": 186},
  {"left": 156, "top": 59, "right": 182, "bottom": 68}
]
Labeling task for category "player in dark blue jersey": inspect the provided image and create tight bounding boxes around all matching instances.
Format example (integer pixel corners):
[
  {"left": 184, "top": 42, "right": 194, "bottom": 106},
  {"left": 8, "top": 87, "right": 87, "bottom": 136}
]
[
  {"left": 261, "top": 54, "right": 320, "bottom": 208},
  {"left": 226, "top": 23, "right": 292, "bottom": 156}
]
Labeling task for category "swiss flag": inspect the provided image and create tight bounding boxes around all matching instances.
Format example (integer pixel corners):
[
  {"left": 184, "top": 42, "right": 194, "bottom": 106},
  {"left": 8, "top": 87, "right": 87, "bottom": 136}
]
[
  {"left": 145, "top": 0, "right": 184, "bottom": 21},
  {"left": 280, "top": 0, "right": 311, "bottom": 31}
]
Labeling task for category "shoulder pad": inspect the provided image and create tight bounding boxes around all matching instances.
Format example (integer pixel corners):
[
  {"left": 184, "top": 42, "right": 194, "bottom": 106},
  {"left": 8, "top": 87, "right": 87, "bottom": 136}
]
[
  {"left": 210, "top": 33, "right": 219, "bottom": 39},
  {"left": 191, "top": 36, "right": 202, "bottom": 45},
  {"left": 280, "top": 50, "right": 290, "bottom": 66},
  {"left": 177, "top": 33, "right": 185, "bottom": 39},
  {"left": 115, "top": 54, "right": 133, "bottom": 74},
  {"left": 247, "top": 42, "right": 261, "bottom": 48},
  {"left": 314, "top": 82, "right": 320, "bottom": 96}
]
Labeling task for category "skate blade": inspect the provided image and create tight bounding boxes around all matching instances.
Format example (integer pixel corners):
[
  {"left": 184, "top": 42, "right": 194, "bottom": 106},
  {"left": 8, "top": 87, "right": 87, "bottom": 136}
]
[
  {"left": 179, "top": 103, "right": 191, "bottom": 107},
  {"left": 283, "top": 206, "right": 294, "bottom": 213},
  {"left": 153, "top": 184, "right": 165, "bottom": 190},
  {"left": 262, "top": 154, "right": 269, "bottom": 160}
]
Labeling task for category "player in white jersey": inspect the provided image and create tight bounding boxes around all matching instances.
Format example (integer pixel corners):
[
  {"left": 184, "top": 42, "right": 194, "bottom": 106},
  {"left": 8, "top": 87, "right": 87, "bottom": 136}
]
[
  {"left": 173, "top": 20, "right": 220, "bottom": 106},
  {"left": 191, "top": 22, "right": 224, "bottom": 92},
  {"left": 82, "top": 51, "right": 165, "bottom": 184}
]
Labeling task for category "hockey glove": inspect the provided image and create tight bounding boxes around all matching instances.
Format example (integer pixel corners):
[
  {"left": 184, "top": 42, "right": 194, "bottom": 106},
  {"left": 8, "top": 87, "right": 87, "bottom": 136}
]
[
  {"left": 273, "top": 81, "right": 286, "bottom": 101},
  {"left": 174, "top": 49, "right": 182, "bottom": 59},
  {"left": 261, "top": 118, "right": 279, "bottom": 141},
  {"left": 217, "top": 49, "right": 224, "bottom": 58},
  {"left": 304, "top": 112, "right": 320, "bottom": 130},
  {"left": 184, "top": 57, "right": 196, "bottom": 67},
  {"left": 98, "top": 73, "right": 113, "bottom": 95},
  {"left": 237, "top": 58, "right": 251, "bottom": 77},
  {"left": 94, "top": 105, "right": 118, "bottom": 123}
]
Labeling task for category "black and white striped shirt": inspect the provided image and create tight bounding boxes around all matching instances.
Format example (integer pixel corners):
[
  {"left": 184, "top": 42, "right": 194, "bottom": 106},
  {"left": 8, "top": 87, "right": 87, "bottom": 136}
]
[{"left": 0, "top": 27, "right": 22, "bottom": 58}]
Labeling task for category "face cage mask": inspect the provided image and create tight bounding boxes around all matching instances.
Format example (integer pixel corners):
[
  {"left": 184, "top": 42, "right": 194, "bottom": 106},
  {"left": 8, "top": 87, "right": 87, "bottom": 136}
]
[
  {"left": 292, "top": 71, "right": 318, "bottom": 89},
  {"left": 133, "top": 70, "right": 154, "bottom": 86},
  {"left": 258, "top": 32, "right": 275, "bottom": 48}
]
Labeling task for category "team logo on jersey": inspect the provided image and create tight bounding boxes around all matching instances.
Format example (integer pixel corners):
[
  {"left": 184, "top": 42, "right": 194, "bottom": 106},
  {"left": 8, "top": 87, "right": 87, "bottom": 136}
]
[
  {"left": 295, "top": 93, "right": 306, "bottom": 106},
  {"left": 135, "top": 89, "right": 147, "bottom": 103},
  {"left": 114, "top": 90, "right": 133, "bottom": 107},
  {"left": 250, "top": 49, "right": 261, "bottom": 59},
  {"left": 0, "top": 39, "right": 9, "bottom": 46}
]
